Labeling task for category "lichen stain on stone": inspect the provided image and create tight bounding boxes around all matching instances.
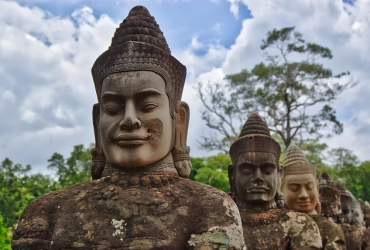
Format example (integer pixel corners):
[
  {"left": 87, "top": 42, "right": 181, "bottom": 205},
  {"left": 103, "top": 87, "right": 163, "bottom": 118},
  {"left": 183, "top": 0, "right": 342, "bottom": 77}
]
[
  {"left": 188, "top": 225, "right": 245, "bottom": 250},
  {"left": 223, "top": 197, "right": 242, "bottom": 226},
  {"left": 176, "top": 206, "right": 188, "bottom": 216},
  {"left": 111, "top": 219, "right": 126, "bottom": 237}
]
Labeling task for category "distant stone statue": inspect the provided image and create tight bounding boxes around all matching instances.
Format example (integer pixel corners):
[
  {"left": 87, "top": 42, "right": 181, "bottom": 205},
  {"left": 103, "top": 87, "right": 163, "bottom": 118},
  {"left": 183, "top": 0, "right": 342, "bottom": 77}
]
[
  {"left": 363, "top": 201, "right": 370, "bottom": 229},
  {"left": 228, "top": 113, "right": 322, "bottom": 250},
  {"left": 350, "top": 195, "right": 370, "bottom": 249},
  {"left": 12, "top": 6, "right": 245, "bottom": 250},
  {"left": 336, "top": 183, "right": 363, "bottom": 250},
  {"left": 282, "top": 146, "right": 345, "bottom": 250},
  {"left": 318, "top": 172, "right": 343, "bottom": 224},
  {"left": 318, "top": 172, "right": 346, "bottom": 249}
]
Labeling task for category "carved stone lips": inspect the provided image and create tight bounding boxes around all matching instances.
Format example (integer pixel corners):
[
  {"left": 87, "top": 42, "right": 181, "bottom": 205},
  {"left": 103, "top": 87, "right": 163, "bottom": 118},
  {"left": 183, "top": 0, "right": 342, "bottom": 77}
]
[
  {"left": 296, "top": 202, "right": 310, "bottom": 206},
  {"left": 113, "top": 133, "right": 151, "bottom": 146},
  {"left": 246, "top": 186, "right": 270, "bottom": 193}
]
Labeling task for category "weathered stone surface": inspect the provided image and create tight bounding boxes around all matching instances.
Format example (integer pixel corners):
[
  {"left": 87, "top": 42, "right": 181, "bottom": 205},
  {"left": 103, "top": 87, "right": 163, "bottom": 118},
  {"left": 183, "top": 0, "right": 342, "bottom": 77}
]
[
  {"left": 340, "top": 223, "right": 363, "bottom": 250},
  {"left": 13, "top": 173, "right": 244, "bottom": 249},
  {"left": 240, "top": 208, "right": 322, "bottom": 249},
  {"left": 310, "top": 215, "right": 346, "bottom": 250}
]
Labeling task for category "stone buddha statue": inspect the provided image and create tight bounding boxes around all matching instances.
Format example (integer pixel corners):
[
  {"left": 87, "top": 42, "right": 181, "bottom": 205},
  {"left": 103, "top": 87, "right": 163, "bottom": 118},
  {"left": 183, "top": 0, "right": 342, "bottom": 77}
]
[
  {"left": 228, "top": 113, "right": 322, "bottom": 250},
  {"left": 352, "top": 198, "right": 366, "bottom": 229},
  {"left": 12, "top": 6, "right": 245, "bottom": 250},
  {"left": 282, "top": 146, "right": 345, "bottom": 250},
  {"left": 350, "top": 195, "right": 370, "bottom": 249},
  {"left": 363, "top": 201, "right": 370, "bottom": 229},
  {"left": 318, "top": 172, "right": 343, "bottom": 224},
  {"left": 336, "top": 183, "right": 363, "bottom": 250}
]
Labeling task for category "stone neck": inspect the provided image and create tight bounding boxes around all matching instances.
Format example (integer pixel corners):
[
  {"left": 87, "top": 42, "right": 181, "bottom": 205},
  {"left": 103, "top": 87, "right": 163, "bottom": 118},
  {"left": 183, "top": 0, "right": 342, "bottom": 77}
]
[
  {"left": 102, "top": 152, "right": 178, "bottom": 177},
  {"left": 235, "top": 196, "right": 277, "bottom": 212}
]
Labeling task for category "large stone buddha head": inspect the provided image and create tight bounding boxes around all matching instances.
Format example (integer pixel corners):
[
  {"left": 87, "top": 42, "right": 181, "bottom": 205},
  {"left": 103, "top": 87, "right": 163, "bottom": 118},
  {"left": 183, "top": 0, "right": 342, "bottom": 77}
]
[
  {"left": 281, "top": 145, "right": 319, "bottom": 215},
  {"left": 318, "top": 172, "right": 342, "bottom": 222},
  {"left": 228, "top": 113, "right": 282, "bottom": 210},
  {"left": 90, "top": 6, "right": 191, "bottom": 178}
]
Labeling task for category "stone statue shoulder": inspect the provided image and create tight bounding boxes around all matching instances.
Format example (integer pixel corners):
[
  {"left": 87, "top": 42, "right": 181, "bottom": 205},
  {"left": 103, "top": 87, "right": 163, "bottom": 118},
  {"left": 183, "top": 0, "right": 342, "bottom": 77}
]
[
  {"left": 13, "top": 176, "right": 245, "bottom": 249},
  {"left": 239, "top": 208, "right": 322, "bottom": 250},
  {"left": 310, "top": 214, "right": 346, "bottom": 250},
  {"left": 284, "top": 210, "right": 323, "bottom": 250}
]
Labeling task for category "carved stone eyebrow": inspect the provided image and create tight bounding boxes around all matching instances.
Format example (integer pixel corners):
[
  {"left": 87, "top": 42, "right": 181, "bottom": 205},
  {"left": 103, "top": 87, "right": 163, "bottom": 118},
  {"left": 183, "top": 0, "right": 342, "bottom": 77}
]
[
  {"left": 135, "top": 88, "right": 162, "bottom": 95},
  {"left": 101, "top": 88, "right": 162, "bottom": 101}
]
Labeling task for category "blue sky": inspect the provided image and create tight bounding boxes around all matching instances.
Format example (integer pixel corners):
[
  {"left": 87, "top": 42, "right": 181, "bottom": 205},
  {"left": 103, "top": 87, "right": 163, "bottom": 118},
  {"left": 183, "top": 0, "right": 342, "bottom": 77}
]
[{"left": 1, "top": 0, "right": 370, "bottom": 173}]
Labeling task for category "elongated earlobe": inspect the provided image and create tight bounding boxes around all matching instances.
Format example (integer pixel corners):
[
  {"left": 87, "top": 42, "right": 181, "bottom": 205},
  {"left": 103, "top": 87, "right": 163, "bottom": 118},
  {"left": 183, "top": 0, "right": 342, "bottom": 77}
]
[
  {"left": 172, "top": 101, "right": 191, "bottom": 178},
  {"left": 91, "top": 103, "right": 105, "bottom": 180},
  {"left": 228, "top": 164, "right": 236, "bottom": 200}
]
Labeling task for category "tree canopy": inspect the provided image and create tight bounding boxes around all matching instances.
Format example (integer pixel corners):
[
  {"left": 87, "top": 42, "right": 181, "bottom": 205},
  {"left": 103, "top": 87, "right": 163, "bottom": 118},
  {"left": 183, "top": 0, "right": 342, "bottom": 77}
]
[{"left": 197, "top": 26, "right": 354, "bottom": 153}]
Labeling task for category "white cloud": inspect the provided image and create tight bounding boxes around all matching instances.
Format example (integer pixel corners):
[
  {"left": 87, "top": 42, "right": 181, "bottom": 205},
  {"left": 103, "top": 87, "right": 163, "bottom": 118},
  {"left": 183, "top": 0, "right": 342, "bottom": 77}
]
[{"left": 0, "top": 1, "right": 118, "bottom": 171}]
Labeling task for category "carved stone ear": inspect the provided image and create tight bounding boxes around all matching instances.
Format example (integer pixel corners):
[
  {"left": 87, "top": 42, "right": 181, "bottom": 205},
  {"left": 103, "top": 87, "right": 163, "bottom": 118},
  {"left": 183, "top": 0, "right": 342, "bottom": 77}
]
[
  {"left": 172, "top": 101, "right": 191, "bottom": 178},
  {"left": 228, "top": 164, "right": 236, "bottom": 199},
  {"left": 91, "top": 103, "right": 105, "bottom": 180}
]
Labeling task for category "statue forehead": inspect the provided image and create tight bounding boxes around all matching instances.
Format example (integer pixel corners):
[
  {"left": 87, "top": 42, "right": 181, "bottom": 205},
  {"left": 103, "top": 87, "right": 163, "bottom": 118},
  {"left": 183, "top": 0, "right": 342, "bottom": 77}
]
[
  {"left": 101, "top": 71, "right": 166, "bottom": 94},
  {"left": 284, "top": 173, "right": 316, "bottom": 184},
  {"left": 236, "top": 152, "right": 276, "bottom": 165}
]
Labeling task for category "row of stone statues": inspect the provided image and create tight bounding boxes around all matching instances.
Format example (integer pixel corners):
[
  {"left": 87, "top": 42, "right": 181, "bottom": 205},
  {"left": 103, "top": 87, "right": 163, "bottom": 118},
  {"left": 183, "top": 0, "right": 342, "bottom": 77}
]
[{"left": 10, "top": 5, "right": 370, "bottom": 249}]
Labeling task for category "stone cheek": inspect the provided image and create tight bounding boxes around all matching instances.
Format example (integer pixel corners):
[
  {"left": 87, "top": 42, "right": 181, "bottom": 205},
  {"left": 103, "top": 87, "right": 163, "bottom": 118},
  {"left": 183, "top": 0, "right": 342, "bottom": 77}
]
[
  {"left": 240, "top": 209, "right": 322, "bottom": 250},
  {"left": 12, "top": 177, "right": 244, "bottom": 249}
]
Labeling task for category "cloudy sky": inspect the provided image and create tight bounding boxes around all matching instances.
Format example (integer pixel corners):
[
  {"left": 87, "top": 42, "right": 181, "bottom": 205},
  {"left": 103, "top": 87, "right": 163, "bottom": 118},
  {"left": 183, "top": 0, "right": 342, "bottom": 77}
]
[{"left": 1, "top": 0, "right": 369, "bottom": 173}]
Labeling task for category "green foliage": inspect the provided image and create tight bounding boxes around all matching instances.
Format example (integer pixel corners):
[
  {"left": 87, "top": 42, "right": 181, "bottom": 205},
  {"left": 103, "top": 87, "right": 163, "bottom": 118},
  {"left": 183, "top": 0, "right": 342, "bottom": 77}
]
[
  {"left": 0, "top": 158, "right": 52, "bottom": 229},
  {"left": 0, "top": 215, "right": 11, "bottom": 250},
  {"left": 197, "top": 26, "right": 354, "bottom": 152},
  {"left": 190, "top": 154, "right": 231, "bottom": 192},
  {"left": 47, "top": 144, "right": 93, "bottom": 189}
]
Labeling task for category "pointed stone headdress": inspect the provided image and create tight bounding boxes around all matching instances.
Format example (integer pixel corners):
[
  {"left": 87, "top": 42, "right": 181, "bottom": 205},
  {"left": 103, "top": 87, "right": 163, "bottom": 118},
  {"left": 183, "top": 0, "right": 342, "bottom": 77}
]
[
  {"left": 282, "top": 145, "right": 316, "bottom": 176},
  {"left": 318, "top": 172, "right": 340, "bottom": 198},
  {"left": 335, "top": 183, "right": 353, "bottom": 205},
  {"left": 91, "top": 5, "right": 186, "bottom": 114},
  {"left": 230, "top": 113, "right": 281, "bottom": 163}
]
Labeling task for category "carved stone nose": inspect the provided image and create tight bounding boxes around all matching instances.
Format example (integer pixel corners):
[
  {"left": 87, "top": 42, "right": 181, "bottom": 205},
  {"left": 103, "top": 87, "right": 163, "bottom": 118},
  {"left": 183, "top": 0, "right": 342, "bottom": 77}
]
[
  {"left": 120, "top": 117, "right": 141, "bottom": 130},
  {"left": 252, "top": 176, "right": 264, "bottom": 185}
]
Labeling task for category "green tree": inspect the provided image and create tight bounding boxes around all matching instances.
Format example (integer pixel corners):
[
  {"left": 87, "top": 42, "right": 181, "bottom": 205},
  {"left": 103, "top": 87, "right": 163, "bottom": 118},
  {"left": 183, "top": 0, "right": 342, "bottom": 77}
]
[
  {"left": 47, "top": 144, "right": 93, "bottom": 189},
  {"left": 0, "top": 215, "right": 11, "bottom": 250},
  {"left": 193, "top": 154, "right": 231, "bottom": 192},
  {"left": 0, "top": 158, "right": 33, "bottom": 228},
  {"left": 198, "top": 26, "right": 354, "bottom": 153}
]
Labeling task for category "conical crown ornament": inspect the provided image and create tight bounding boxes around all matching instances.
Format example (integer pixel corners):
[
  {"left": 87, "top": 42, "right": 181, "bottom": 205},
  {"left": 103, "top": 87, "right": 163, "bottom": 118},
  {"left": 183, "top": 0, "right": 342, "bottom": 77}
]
[
  {"left": 91, "top": 5, "right": 186, "bottom": 115},
  {"left": 335, "top": 183, "right": 353, "bottom": 203},
  {"left": 230, "top": 113, "right": 280, "bottom": 163},
  {"left": 282, "top": 145, "right": 316, "bottom": 176},
  {"left": 318, "top": 172, "right": 340, "bottom": 200}
]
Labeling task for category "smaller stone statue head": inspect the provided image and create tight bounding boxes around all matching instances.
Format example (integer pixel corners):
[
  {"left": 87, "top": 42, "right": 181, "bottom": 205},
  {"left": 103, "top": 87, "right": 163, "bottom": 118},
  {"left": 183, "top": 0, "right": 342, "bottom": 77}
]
[
  {"left": 336, "top": 183, "right": 353, "bottom": 224},
  {"left": 281, "top": 145, "right": 319, "bottom": 215},
  {"left": 363, "top": 201, "right": 370, "bottom": 229},
  {"left": 228, "top": 113, "right": 281, "bottom": 210},
  {"left": 318, "top": 172, "right": 342, "bottom": 222},
  {"left": 352, "top": 198, "right": 365, "bottom": 228}
]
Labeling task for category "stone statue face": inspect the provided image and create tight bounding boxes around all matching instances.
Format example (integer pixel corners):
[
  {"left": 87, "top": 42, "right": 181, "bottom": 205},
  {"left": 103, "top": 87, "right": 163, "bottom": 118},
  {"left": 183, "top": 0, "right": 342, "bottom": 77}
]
[
  {"left": 352, "top": 207, "right": 364, "bottom": 227},
  {"left": 320, "top": 192, "right": 341, "bottom": 219},
  {"left": 99, "top": 71, "right": 173, "bottom": 167},
  {"left": 234, "top": 152, "right": 278, "bottom": 205},
  {"left": 341, "top": 199, "right": 352, "bottom": 224},
  {"left": 282, "top": 173, "right": 319, "bottom": 215}
]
